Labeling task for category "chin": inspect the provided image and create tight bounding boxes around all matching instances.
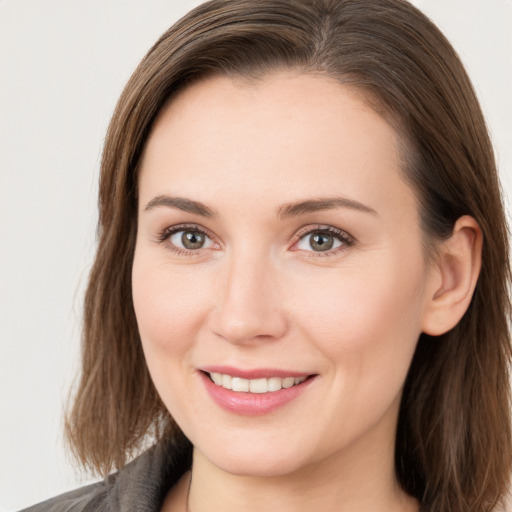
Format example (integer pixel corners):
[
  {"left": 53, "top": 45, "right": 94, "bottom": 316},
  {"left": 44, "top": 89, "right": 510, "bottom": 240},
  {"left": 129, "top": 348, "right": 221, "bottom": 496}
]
[{"left": 194, "top": 434, "right": 314, "bottom": 478}]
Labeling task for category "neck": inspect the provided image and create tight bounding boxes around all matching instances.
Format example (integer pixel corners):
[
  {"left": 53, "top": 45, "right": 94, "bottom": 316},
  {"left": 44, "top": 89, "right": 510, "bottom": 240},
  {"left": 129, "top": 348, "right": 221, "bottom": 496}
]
[{"left": 186, "top": 434, "right": 418, "bottom": 512}]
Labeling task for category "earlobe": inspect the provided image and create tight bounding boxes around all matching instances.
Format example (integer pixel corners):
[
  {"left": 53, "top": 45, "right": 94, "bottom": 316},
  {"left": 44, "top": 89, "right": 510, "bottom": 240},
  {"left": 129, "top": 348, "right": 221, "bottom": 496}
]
[{"left": 422, "top": 215, "right": 483, "bottom": 336}]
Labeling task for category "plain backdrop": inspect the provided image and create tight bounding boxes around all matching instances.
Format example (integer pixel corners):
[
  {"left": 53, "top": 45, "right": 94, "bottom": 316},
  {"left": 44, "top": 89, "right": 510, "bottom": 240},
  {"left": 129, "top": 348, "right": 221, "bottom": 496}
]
[{"left": 1, "top": 1, "right": 511, "bottom": 510}]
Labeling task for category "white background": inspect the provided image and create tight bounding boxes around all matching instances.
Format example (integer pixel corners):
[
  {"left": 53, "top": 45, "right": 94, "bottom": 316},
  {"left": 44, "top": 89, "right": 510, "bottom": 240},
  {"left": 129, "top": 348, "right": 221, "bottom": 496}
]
[{"left": 1, "top": 1, "right": 511, "bottom": 510}]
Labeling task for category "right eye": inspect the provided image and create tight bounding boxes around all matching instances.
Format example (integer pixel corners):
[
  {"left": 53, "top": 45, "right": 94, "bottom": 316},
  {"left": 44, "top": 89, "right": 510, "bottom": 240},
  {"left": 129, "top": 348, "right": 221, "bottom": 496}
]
[
  {"left": 169, "top": 229, "right": 214, "bottom": 250},
  {"left": 157, "top": 225, "right": 217, "bottom": 254}
]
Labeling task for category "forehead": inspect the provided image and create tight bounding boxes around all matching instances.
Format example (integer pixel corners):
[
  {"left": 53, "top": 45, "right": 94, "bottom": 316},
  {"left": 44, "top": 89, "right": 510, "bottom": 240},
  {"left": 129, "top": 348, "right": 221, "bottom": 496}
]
[
  {"left": 138, "top": 72, "right": 415, "bottom": 221},
  {"left": 147, "top": 72, "right": 396, "bottom": 150}
]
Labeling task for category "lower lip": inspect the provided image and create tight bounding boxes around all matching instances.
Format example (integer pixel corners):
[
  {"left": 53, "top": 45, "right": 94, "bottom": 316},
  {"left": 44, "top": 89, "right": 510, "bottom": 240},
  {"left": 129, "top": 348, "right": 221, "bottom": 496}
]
[{"left": 200, "top": 372, "right": 315, "bottom": 416}]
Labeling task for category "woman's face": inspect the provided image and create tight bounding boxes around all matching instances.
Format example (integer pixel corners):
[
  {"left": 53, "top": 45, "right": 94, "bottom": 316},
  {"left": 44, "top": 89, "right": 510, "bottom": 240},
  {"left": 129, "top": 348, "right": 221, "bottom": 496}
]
[{"left": 133, "top": 72, "right": 436, "bottom": 477}]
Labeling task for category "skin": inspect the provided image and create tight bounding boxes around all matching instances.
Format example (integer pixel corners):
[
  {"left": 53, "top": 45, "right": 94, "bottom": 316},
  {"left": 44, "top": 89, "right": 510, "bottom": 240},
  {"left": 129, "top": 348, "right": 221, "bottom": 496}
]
[{"left": 132, "top": 72, "right": 481, "bottom": 512}]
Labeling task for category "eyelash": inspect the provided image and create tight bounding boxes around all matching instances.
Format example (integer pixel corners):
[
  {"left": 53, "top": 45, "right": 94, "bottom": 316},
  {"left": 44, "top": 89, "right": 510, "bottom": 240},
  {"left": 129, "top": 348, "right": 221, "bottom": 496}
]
[
  {"left": 292, "top": 225, "right": 355, "bottom": 256},
  {"left": 155, "top": 224, "right": 355, "bottom": 257},
  {"left": 156, "top": 224, "right": 217, "bottom": 257}
]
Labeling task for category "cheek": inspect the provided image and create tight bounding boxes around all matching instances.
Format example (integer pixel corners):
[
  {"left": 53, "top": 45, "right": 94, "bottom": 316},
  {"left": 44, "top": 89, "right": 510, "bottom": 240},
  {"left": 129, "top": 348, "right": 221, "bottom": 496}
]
[
  {"left": 131, "top": 250, "right": 212, "bottom": 422},
  {"left": 290, "top": 252, "right": 427, "bottom": 376},
  {"left": 132, "top": 252, "right": 209, "bottom": 357},
  {"left": 287, "top": 255, "right": 427, "bottom": 444}
]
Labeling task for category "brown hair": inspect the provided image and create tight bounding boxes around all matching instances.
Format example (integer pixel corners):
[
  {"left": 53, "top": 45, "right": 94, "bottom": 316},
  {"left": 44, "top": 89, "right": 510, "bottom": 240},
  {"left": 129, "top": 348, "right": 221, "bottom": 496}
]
[{"left": 66, "top": 0, "right": 512, "bottom": 510}]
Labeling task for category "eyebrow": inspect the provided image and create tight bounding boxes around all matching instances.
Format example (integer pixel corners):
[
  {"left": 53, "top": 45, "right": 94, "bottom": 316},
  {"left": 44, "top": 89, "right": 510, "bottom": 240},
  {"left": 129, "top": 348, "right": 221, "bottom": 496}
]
[
  {"left": 143, "top": 194, "right": 377, "bottom": 219},
  {"left": 277, "top": 197, "right": 378, "bottom": 219},
  {"left": 144, "top": 195, "right": 217, "bottom": 217}
]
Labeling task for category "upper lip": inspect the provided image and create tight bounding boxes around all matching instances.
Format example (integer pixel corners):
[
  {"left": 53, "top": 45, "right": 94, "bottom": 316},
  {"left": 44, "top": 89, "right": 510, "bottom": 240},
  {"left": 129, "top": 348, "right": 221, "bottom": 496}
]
[{"left": 201, "top": 365, "right": 313, "bottom": 380}]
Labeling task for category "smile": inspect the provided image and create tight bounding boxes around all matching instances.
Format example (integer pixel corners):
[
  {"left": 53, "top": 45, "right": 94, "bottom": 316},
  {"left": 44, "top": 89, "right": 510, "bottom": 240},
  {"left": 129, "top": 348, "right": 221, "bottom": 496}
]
[
  {"left": 208, "top": 372, "right": 307, "bottom": 393},
  {"left": 200, "top": 368, "right": 316, "bottom": 415}
]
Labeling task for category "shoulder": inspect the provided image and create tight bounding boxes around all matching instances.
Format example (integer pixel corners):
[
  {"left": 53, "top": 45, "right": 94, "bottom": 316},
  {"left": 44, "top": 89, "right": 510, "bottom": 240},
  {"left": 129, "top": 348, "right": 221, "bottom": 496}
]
[
  {"left": 19, "top": 437, "right": 192, "bottom": 512},
  {"left": 18, "top": 480, "right": 109, "bottom": 512}
]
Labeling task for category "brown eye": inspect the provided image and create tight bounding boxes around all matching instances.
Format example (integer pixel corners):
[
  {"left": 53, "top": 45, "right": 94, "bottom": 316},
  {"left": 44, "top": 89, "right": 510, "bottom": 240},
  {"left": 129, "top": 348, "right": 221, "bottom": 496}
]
[
  {"left": 295, "top": 227, "right": 353, "bottom": 254},
  {"left": 168, "top": 229, "right": 213, "bottom": 251},
  {"left": 298, "top": 231, "right": 339, "bottom": 252},
  {"left": 181, "top": 231, "right": 205, "bottom": 249},
  {"left": 309, "top": 233, "right": 334, "bottom": 251}
]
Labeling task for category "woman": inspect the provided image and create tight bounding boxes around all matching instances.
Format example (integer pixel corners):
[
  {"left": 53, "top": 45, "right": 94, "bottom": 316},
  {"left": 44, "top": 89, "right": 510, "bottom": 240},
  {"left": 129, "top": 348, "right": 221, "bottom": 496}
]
[{"left": 22, "top": 0, "right": 511, "bottom": 511}]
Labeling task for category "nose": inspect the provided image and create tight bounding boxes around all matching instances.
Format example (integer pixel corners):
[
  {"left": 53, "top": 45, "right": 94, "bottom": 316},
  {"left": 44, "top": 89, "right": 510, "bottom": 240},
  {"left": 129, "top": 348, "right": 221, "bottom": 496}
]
[{"left": 208, "top": 250, "right": 289, "bottom": 345}]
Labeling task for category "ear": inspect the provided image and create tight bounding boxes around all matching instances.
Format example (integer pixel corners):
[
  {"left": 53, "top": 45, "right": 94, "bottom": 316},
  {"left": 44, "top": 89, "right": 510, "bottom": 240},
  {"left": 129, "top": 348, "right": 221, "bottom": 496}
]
[{"left": 422, "top": 215, "right": 483, "bottom": 336}]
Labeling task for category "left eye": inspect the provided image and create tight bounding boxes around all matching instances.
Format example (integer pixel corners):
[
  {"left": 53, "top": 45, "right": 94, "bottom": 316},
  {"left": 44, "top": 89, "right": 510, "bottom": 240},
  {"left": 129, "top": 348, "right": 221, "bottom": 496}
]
[
  {"left": 169, "top": 230, "right": 214, "bottom": 250},
  {"left": 296, "top": 231, "right": 345, "bottom": 252}
]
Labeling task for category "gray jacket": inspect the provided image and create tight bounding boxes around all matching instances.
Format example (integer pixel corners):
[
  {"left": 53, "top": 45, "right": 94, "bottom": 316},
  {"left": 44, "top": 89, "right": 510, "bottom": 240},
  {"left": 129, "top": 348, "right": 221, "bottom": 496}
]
[{"left": 20, "top": 439, "right": 191, "bottom": 512}]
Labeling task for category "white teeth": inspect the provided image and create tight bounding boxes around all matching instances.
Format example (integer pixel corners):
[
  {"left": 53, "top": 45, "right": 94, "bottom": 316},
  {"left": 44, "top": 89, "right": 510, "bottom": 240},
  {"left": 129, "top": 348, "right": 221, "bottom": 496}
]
[
  {"left": 282, "top": 377, "right": 295, "bottom": 389},
  {"left": 249, "top": 378, "right": 268, "bottom": 393},
  {"left": 267, "top": 377, "right": 282, "bottom": 392},
  {"left": 231, "top": 377, "right": 249, "bottom": 392},
  {"left": 221, "top": 374, "right": 232, "bottom": 390},
  {"left": 209, "top": 372, "right": 307, "bottom": 393}
]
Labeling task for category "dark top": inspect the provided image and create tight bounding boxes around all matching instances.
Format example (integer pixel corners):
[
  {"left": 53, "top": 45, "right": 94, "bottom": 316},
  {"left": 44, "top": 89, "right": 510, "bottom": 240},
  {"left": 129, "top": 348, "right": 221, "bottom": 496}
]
[{"left": 20, "top": 439, "right": 192, "bottom": 512}]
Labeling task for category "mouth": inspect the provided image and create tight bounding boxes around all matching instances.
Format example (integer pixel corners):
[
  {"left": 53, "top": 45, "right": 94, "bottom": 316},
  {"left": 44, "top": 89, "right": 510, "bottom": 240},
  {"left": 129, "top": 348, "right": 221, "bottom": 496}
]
[
  {"left": 206, "top": 371, "right": 308, "bottom": 393},
  {"left": 199, "top": 368, "right": 316, "bottom": 415}
]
